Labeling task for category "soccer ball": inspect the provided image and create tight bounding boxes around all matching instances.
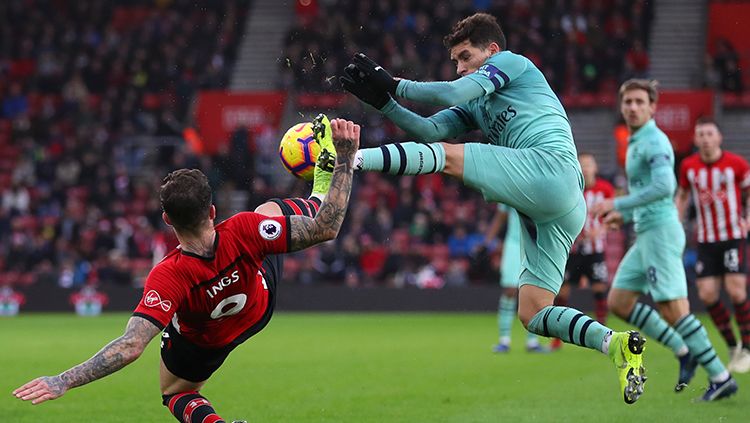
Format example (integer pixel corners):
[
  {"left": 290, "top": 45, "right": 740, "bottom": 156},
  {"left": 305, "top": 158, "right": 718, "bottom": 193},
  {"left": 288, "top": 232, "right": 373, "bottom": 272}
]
[{"left": 279, "top": 122, "right": 320, "bottom": 181}]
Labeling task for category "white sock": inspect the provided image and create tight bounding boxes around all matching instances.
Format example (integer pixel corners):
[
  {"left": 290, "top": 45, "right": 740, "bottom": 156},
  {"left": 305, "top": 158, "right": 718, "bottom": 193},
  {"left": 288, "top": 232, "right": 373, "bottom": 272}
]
[
  {"left": 676, "top": 346, "right": 689, "bottom": 357},
  {"left": 710, "top": 370, "right": 731, "bottom": 383},
  {"left": 499, "top": 336, "right": 511, "bottom": 346},
  {"left": 601, "top": 331, "right": 613, "bottom": 354}
]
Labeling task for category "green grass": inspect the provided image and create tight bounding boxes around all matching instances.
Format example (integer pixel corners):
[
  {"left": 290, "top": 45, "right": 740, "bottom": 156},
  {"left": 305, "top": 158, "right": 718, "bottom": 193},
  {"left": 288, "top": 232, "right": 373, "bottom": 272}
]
[{"left": 1, "top": 313, "right": 748, "bottom": 422}]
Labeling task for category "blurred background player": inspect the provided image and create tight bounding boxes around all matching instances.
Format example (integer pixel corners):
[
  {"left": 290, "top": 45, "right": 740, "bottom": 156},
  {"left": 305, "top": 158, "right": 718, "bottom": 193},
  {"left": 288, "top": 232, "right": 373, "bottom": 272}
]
[
  {"left": 482, "top": 204, "right": 546, "bottom": 353},
  {"left": 593, "top": 80, "right": 738, "bottom": 401},
  {"left": 342, "top": 12, "right": 646, "bottom": 403},
  {"left": 676, "top": 116, "right": 750, "bottom": 373},
  {"left": 13, "top": 117, "right": 359, "bottom": 423},
  {"left": 551, "top": 153, "right": 615, "bottom": 351}
]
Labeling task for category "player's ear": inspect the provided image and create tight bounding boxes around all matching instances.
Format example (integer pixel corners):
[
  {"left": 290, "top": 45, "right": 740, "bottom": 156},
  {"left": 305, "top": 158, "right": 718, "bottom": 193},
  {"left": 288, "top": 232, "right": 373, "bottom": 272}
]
[
  {"left": 162, "top": 212, "right": 172, "bottom": 227},
  {"left": 488, "top": 42, "right": 501, "bottom": 55},
  {"left": 209, "top": 205, "right": 216, "bottom": 220}
]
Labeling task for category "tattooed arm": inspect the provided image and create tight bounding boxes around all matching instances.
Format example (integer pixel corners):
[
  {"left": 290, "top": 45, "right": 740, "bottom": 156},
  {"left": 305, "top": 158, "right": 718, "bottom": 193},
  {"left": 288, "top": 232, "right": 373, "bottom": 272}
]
[
  {"left": 13, "top": 316, "right": 160, "bottom": 405},
  {"left": 288, "top": 119, "right": 360, "bottom": 251}
]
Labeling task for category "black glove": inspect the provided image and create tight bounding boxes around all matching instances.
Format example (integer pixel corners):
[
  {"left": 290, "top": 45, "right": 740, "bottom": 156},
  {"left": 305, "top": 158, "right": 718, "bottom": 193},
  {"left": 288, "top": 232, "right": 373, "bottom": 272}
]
[
  {"left": 352, "top": 53, "right": 399, "bottom": 95},
  {"left": 340, "top": 64, "right": 391, "bottom": 109}
]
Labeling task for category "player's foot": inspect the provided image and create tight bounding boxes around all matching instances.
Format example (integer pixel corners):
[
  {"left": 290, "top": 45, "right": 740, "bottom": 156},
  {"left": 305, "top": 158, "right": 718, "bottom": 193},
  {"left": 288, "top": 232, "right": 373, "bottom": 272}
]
[
  {"left": 727, "top": 345, "right": 750, "bottom": 373},
  {"left": 549, "top": 338, "right": 563, "bottom": 351},
  {"left": 526, "top": 343, "right": 550, "bottom": 353},
  {"left": 727, "top": 345, "right": 741, "bottom": 372},
  {"left": 730, "top": 347, "right": 750, "bottom": 373},
  {"left": 492, "top": 343, "right": 510, "bottom": 353},
  {"left": 675, "top": 353, "right": 698, "bottom": 392},
  {"left": 608, "top": 331, "right": 647, "bottom": 404},
  {"left": 312, "top": 113, "right": 335, "bottom": 196},
  {"left": 700, "top": 376, "right": 738, "bottom": 401}
]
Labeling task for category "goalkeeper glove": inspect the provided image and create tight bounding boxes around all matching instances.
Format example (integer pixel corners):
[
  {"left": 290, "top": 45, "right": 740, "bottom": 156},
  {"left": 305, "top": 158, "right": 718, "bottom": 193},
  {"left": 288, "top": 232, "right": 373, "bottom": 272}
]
[
  {"left": 340, "top": 64, "right": 391, "bottom": 109},
  {"left": 352, "top": 53, "right": 399, "bottom": 95}
]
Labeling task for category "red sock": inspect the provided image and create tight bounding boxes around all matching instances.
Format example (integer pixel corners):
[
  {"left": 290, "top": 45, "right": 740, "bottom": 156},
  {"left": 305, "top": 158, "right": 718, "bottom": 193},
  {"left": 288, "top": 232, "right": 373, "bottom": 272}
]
[
  {"left": 594, "top": 291, "right": 608, "bottom": 324},
  {"left": 734, "top": 300, "right": 750, "bottom": 348},
  {"left": 163, "top": 392, "right": 224, "bottom": 423},
  {"left": 707, "top": 301, "right": 738, "bottom": 348}
]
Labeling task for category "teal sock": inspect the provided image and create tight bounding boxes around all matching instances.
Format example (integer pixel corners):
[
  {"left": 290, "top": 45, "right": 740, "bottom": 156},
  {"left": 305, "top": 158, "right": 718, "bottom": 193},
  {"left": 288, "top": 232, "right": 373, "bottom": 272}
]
[
  {"left": 528, "top": 306, "right": 611, "bottom": 352},
  {"left": 498, "top": 295, "right": 516, "bottom": 342},
  {"left": 359, "top": 142, "right": 445, "bottom": 175},
  {"left": 674, "top": 314, "right": 727, "bottom": 378},
  {"left": 628, "top": 302, "right": 687, "bottom": 356}
]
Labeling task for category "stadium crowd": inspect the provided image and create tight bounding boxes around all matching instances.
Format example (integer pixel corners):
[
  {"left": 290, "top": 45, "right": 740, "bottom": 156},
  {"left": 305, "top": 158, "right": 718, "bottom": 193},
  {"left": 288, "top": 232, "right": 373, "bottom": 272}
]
[
  {"left": 0, "top": 0, "right": 250, "bottom": 288},
  {"left": 280, "top": 0, "right": 654, "bottom": 95},
  {"left": 2, "top": 0, "right": 651, "bottom": 290}
]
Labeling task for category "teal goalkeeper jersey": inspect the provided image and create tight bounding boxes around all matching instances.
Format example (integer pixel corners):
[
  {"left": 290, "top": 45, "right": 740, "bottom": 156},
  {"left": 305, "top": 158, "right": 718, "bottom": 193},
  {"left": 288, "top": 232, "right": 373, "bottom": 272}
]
[
  {"left": 390, "top": 50, "right": 578, "bottom": 166},
  {"left": 614, "top": 119, "right": 678, "bottom": 233}
]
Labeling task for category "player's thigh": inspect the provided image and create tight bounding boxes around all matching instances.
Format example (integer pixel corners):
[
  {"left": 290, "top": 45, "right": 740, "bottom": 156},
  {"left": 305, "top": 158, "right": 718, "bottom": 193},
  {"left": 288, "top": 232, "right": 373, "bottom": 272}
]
[
  {"left": 160, "top": 359, "right": 207, "bottom": 395},
  {"left": 461, "top": 143, "right": 583, "bottom": 222},
  {"left": 518, "top": 198, "right": 586, "bottom": 295},
  {"left": 639, "top": 222, "right": 688, "bottom": 302}
]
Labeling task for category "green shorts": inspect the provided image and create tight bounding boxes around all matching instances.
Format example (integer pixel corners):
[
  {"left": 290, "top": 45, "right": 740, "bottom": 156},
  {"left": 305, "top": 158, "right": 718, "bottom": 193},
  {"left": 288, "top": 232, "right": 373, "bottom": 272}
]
[
  {"left": 612, "top": 219, "right": 687, "bottom": 302},
  {"left": 463, "top": 143, "right": 586, "bottom": 294},
  {"left": 500, "top": 239, "right": 521, "bottom": 288}
]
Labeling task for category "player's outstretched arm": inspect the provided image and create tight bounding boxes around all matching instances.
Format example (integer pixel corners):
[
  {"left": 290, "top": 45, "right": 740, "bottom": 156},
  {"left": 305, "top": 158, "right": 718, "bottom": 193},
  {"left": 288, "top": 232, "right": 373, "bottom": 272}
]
[
  {"left": 12, "top": 316, "right": 160, "bottom": 405},
  {"left": 287, "top": 119, "right": 358, "bottom": 251},
  {"left": 382, "top": 102, "right": 473, "bottom": 142},
  {"left": 350, "top": 53, "right": 486, "bottom": 107}
]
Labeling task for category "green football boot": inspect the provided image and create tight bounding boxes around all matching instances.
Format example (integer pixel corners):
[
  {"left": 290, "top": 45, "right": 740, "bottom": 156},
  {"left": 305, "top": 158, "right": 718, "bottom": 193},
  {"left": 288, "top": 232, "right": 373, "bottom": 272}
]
[
  {"left": 312, "top": 113, "right": 335, "bottom": 197},
  {"left": 608, "top": 331, "right": 647, "bottom": 404}
]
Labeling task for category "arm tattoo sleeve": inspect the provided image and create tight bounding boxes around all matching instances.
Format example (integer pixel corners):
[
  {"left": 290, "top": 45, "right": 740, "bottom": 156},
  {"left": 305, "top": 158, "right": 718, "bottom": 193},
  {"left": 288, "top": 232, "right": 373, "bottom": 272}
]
[
  {"left": 59, "top": 316, "right": 161, "bottom": 390},
  {"left": 289, "top": 147, "right": 355, "bottom": 251}
]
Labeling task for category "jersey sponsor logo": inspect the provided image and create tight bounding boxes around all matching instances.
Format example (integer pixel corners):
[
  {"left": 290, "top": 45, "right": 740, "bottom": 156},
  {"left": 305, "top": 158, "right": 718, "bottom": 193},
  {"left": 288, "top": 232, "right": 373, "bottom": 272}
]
[
  {"left": 206, "top": 269, "right": 241, "bottom": 299},
  {"left": 487, "top": 105, "right": 518, "bottom": 141},
  {"left": 259, "top": 219, "right": 282, "bottom": 240},
  {"left": 144, "top": 290, "right": 172, "bottom": 312}
]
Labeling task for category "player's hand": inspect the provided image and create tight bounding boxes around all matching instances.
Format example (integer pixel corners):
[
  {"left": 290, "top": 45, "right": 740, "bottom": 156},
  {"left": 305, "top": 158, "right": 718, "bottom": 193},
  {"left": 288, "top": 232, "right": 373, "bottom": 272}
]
[
  {"left": 340, "top": 64, "right": 392, "bottom": 110},
  {"left": 13, "top": 375, "right": 68, "bottom": 405},
  {"left": 330, "top": 119, "right": 360, "bottom": 160},
  {"left": 603, "top": 211, "right": 624, "bottom": 229},
  {"left": 590, "top": 199, "right": 615, "bottom": 218},
  {"left": 352, "top": 53, "right": 399, "bottom": 95}
]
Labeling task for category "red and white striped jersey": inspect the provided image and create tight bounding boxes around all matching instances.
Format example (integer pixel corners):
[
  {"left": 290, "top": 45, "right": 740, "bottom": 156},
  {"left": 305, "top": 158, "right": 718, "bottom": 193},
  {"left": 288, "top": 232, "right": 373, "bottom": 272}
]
[
  {"left": 679, "top": 151, "right": 750, "bottom": 243},
  {"left": 573, "top": 178, "right": 615, "bottom": 255}
]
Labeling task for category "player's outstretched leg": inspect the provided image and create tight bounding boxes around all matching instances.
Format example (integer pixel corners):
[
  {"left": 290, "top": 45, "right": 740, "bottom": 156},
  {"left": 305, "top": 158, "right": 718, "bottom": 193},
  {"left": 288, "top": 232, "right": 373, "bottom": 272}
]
[
  {"left": 626, "top": 302, "right": 696, "bottom": 392},
  {"left": 163, "top": 392, "right": 225, "bottom": 423},
  {"left": 673, "top": 314, "right": 739, "bottom": 401},
  {"left": 354, "top": 142, "right": 445, "bottom": 175},
  {"left": 526, "top": 305, "right": 646, "bottom": 404}
]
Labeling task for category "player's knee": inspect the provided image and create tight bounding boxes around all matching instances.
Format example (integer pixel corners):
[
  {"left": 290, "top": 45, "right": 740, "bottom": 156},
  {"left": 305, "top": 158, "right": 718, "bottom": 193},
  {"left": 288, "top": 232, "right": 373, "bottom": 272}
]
[
  {"left": 727, "top": 285, "right": 747, "bottom": 303},
  {"left": 697, "top": 286, "right": 719, "bottom": 304}
]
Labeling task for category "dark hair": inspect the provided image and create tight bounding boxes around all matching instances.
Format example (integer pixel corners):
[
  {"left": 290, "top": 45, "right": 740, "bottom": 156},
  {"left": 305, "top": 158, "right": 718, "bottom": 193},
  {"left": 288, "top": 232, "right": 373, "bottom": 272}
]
[
  {"left": 443, "top": 13, "right": 506, "bottom": 51},
  {"left": 618, "top": 79, "right": 659, "bottom": 104},
  {"left": 695, "top": 115, "right": 721, "bottom": 132},
  {"left": 160, "top": 169, "right": 212, "bottom": 232}
]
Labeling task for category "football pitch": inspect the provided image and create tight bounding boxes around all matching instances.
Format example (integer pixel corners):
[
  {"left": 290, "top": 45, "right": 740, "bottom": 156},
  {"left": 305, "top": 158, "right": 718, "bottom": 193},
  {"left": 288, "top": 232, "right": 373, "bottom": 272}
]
[{"left": 2, "top": 313, "right": 748, "bottom": 422}]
